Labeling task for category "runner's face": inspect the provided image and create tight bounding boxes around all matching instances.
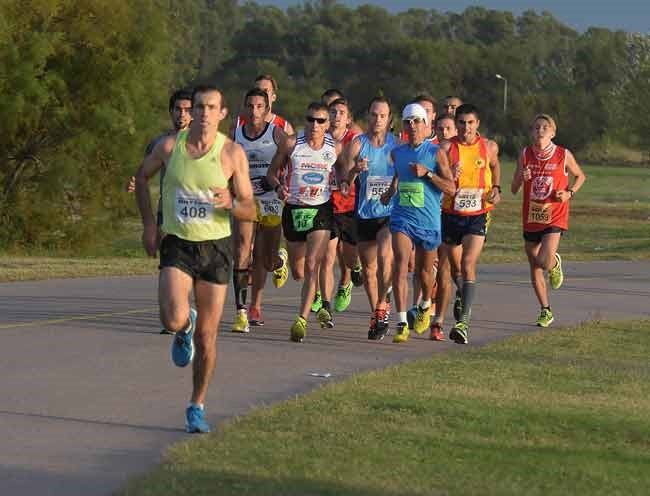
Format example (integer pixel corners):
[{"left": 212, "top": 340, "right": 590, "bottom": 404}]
[
  {"left": 170, "top": 99, "right": 192, "bottom": 131},
  {"left": 403, "top": 117, "right": 428, "bottom": 145},
  {"left": 443, "top": 98, "right": 462, "bottom": 116},
  {"left": 455, "top": 113, "right": 479, "bottom": 143},
  {"left": 192, "top": 91, "right": 225, "bottom": 130},
  {"left": 417, "top": 100, "right": 436, "bottom": 134},
  {"left": 305, "top": 109, "right": 329, "bottom": 140},
  {"left": 255, "top": 79, "right": 276, "bottom": 107},
  {"left": 368, "top": 102, "right": 390, "bottom": 134},
  {"left": 245, "top": 95, "right": 269, "bottom": 125},
  {"left": 436, "top": 117, "right": 457, "bottom": 140},
  {"left": 328, "top": 103, "right": 350, "bottom": 132},
  {"left": 531, "top": 118, "right": 555, "bottom": 147}
]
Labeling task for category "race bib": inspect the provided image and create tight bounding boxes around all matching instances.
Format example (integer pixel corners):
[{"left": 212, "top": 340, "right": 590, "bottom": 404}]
[
  {"left": 175, "top": 189, "right": 214, "bottom": 224},
  {"left": 454, "top": 188, "right": 483, "bottom": 213},
  {"left": 258, "top": 198, "right": 282, "bottom": 217},
  {"left": 527, "top": 201, "right": 552, "bottom": 224},
  {"left": 366, "top": 175, "right": 392, "bottom": 201},
  {"left": 398, "top": 181, "right": 424, "bottom": 208},
  {"left": 291, "top": 208, "right": 318, "bottom": 232}
]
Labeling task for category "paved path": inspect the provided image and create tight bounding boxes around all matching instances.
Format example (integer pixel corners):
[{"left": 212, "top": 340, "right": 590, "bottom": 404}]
[{"left": 1, "top": 261, "right": 649, "bottom": 495}]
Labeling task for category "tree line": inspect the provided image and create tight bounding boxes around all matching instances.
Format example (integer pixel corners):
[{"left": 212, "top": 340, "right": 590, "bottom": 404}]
[{"left": 1, "top": 0, "right": 648, "bottom": 250}]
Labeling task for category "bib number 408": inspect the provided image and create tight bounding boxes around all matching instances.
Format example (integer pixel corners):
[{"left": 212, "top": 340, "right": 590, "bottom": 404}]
[{"left": 180, "top": 206, "right": 208, "bottom": 219}]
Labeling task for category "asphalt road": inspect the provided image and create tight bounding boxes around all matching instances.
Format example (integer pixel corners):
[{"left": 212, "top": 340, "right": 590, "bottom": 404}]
[{"left": 1, "top": 261, "right": 649, "bottom": 495}]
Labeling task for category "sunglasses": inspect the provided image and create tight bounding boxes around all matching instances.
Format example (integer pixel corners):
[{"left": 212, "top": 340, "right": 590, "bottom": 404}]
[
  {"left": 403, "top": 117, "right": 424, "bottom": 126},
  {"left": 306, "top": 116, "right": 328, "bottom": 124}
]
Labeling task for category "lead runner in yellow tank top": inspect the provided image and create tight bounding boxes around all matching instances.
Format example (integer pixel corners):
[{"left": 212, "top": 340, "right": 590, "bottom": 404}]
[{"left": 135, "top": 85, "right": 256, "bottom": 434}]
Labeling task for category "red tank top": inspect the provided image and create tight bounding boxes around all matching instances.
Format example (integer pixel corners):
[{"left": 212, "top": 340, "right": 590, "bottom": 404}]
[
  {"left": 331, "top": 128, "right": 361, "bottom": 214},
  {"left": 521, "top": 145, "right": 570, "bottom": 231}
]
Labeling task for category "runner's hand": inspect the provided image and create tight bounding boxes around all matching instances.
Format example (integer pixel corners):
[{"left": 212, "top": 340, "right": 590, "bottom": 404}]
[
  {"left": 126, "top": 176, "right": 136, "bottom": 193},
  {"left": 352, "top": 157, "right": 368, "bottom": 173},
  {"left": 452, "top": 163, "right": 462, "bottom": 180},
  {"left": 210, "top": 187, "right": 233, "bottom": 210},
  {"left": 274, "top": 184, "right": 289, "bottom": 202},
  {"left": 142, "top": 223, "right": 158, "bottom": 257},
  {"left": 487, "top": 187, "right": 501, "bottom": 205},
  {"left": 555, "top": 189, "right": 571, "bottom": 203},
  {"left": 409, "top": 162, "right": 428, "bottom": 178},
  {"left": 522, "top": 166, "right": 532, "bottom": 181},
  {"left": 340, "top": 180, "right": 350, "bottom": 196},
  {"left": 380, "top": 187, "right": 394, "bottom": 205}
]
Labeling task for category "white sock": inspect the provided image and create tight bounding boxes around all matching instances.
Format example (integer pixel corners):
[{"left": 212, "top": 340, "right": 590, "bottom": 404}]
[
  {"left": 189, "top": 402, "right": 204, "bottom": 410},
  {"left": 421, "top": 299, "right": 431, "bottom": 309},
  {"left": 398, "top": 311, "right": 407, "bottom": 323}
]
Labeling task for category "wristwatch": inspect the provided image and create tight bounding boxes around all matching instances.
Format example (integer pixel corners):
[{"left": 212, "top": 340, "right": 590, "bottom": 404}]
[
  {"left": 425, "top": 171, "right": 434, "bottom": 180},
  {"left": 492, "top": 185, "right": 502, "bottom": 193}
]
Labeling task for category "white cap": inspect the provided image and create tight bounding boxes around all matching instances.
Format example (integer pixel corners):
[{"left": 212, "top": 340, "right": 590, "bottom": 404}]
[{"left": 401, "top": 103, "right": 428, "bottom": 124}]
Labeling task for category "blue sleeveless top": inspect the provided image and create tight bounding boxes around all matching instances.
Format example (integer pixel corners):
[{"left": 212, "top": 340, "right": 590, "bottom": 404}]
[
  {"left": 391, "top": 140, "right": 442, "bottom": 231},
  {"left": 355, "top": 133, "right": 398, "bottom": 219}
]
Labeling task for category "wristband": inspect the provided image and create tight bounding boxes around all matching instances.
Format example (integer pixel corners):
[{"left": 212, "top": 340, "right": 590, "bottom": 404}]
[
  {"left": 492, "top": 185, "right": 502, "bottom": 193},
  {"left": 567, "top": 188, "right": 574, "bottom": 197},
  {"left": 274, "top": 184, "right": 283, "bottom": 193}
]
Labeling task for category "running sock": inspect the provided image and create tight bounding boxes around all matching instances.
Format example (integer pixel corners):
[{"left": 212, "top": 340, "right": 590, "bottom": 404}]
[
  {"left": 398, "top": 311, "right": 407, "bottom": 323},
  {"left": 542, "top": 305, "right": 551, "bottom": 311},
  {"left": 233, "top": 268, "right": 248, "bottom": 310},
  {"left": 189, "top": 402, "right": 204, "bottom": 410},
  {"left": 322, "top": 300, "right": 331, "bottom": 312},
  {"left": 454, "top": 275, "right": 463, "bottom": 291},
  {"left": 420, "top": 299, "right": 431, "bottom": 310},
  {"left": 460, "top": 280, "right": 476, "bottom": 324}
]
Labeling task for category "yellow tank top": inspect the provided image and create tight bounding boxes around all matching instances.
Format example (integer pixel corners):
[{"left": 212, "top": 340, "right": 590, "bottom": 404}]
[
  {"left": 161, "top": 130, "right": 231, "bottom": 241},
  {"left": 442, "top": 136, "right": 493, "bottom": 215}
]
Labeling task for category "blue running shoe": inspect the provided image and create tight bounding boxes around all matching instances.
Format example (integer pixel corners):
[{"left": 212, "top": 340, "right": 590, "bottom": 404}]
[
  {"left": 171, "top": 308, "right": 197, "bottom": 367},
  {"left": 185, "top": 404, "right": 210, "bottom": 433}
]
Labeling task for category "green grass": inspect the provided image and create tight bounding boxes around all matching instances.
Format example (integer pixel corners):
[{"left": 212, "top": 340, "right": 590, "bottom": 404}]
[
  {"left": 1, "top": 162, "right": 648, "bottom": 281},
  {"left": 121, "top": 319, "right": 650, "bottom": 496}
]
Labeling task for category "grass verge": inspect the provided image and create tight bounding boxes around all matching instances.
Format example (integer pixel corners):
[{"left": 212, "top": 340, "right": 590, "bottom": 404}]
[{"left": 121, "top": 319, "right": 650, "bottom": 496}]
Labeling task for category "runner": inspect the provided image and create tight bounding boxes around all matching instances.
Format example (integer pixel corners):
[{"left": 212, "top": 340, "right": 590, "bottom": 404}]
[
  {"left": 321, "top": 88, "right": 364, "bottom": 135},
  {"left": 441, "top": 95, "right": 463, "bottom": 117},
  {"left": 435, "top": 103, "right": 501, "bottom": 345},
  {"left": 235, "top": 74, "right": 294, "bottom": 134},
  {"left": 317, "top": 97, "right": 362, "bottom": 319},
  {"left": 380, "top": 103, "right": 455, "bottom": 344},
  {"left": 511, "top": 114, "right": 586, "bottom": 326},
  {"left": 435, "top": 113, "right": 458, "bottom": 142},
  {"left": 401, "top": 94, "right": 439, "bottom": 317},
  {"left": 230, "top": 88, "right": 289, "bottom": 333},
  {"left": 135, "top": 85, "right": 256, "bottom": 433},
  {"left": 341, "top": 96, "right": 398, "bottom": 340},
  {"left": 266, "top": 102, "right": 341, "bottom": 342}
]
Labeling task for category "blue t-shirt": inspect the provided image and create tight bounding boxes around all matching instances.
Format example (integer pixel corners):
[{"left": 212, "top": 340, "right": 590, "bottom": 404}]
[
  {"left": 391, "top": 140, "right": 442, "bottom": 231},
  {"left": 355, "top": 133, "right": 398, "bottom": 220}
]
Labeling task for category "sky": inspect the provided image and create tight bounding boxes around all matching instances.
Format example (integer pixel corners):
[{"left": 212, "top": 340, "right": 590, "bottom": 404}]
[{"left": 253, "top": 1, "right": 647, "bottom": 33}]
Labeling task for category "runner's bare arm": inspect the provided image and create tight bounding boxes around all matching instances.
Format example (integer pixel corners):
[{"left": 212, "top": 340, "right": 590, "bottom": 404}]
[
  {"left": 431, "top": 148, "right": 456, "bottom": 196},
  {"left": 486, "top": 140, "right": 501, "bottom": 204},
  {"left": 556, "top": 150, "right": 586, "bottom": 203},
  {"left": 284, "top": 120, "right": 295, "bottom": 136},
  {"left": 135, "top": 136, "right": 173, "bottom": 256},
  {"left": 380, "top": 151, "right": 399, "bottom": 205},
  {"left": 267, "top": 133, "right": 296, "bottom": 201},
  {"left": 215, "top": 142, "right": 256, "bottom": 221},
  {"left": 511, "top": 152, "right": 526, "bottom": 195}
]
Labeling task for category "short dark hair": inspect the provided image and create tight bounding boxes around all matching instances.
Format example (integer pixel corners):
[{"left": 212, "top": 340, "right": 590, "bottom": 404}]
[
  {"left": 255, "top": 74, "right": 278, "bottom": 91},
  {"left": 321, "top": 88, "right": 345, "bottom": 102},
  {"left": 413, "top": 93, "right": 437, "bottom": 113},
  {"left": 191, "top": 85, "right": 225, "bottom": 108},
  {"left": 455, "top": 103, "right": 480, "bottom": 120},
  {"left": 328, "top": 97, "right": 351, "bottom": 113},
  {"left": 168, "top": 88, "right": 193, "bottom": 112},
  {"left": 244, "top": 87, "right": 270, "bottom": 108},
  {"left": 368, "top": 95, "right": 392, "bottom": 115},
  {"left": 307, "top": 101, "right": 329, "bottom": 114},
  {"left": 435, "top": 113, "right": 455, "bottom": 125}
]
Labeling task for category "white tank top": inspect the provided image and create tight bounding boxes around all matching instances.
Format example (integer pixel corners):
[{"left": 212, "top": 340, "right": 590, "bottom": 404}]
[
  {"left": 287, "top": 132, "right": 337, "bottom": 206},
  {"left": 235, "top": 122, "right": 277, "bottom": 200}
]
